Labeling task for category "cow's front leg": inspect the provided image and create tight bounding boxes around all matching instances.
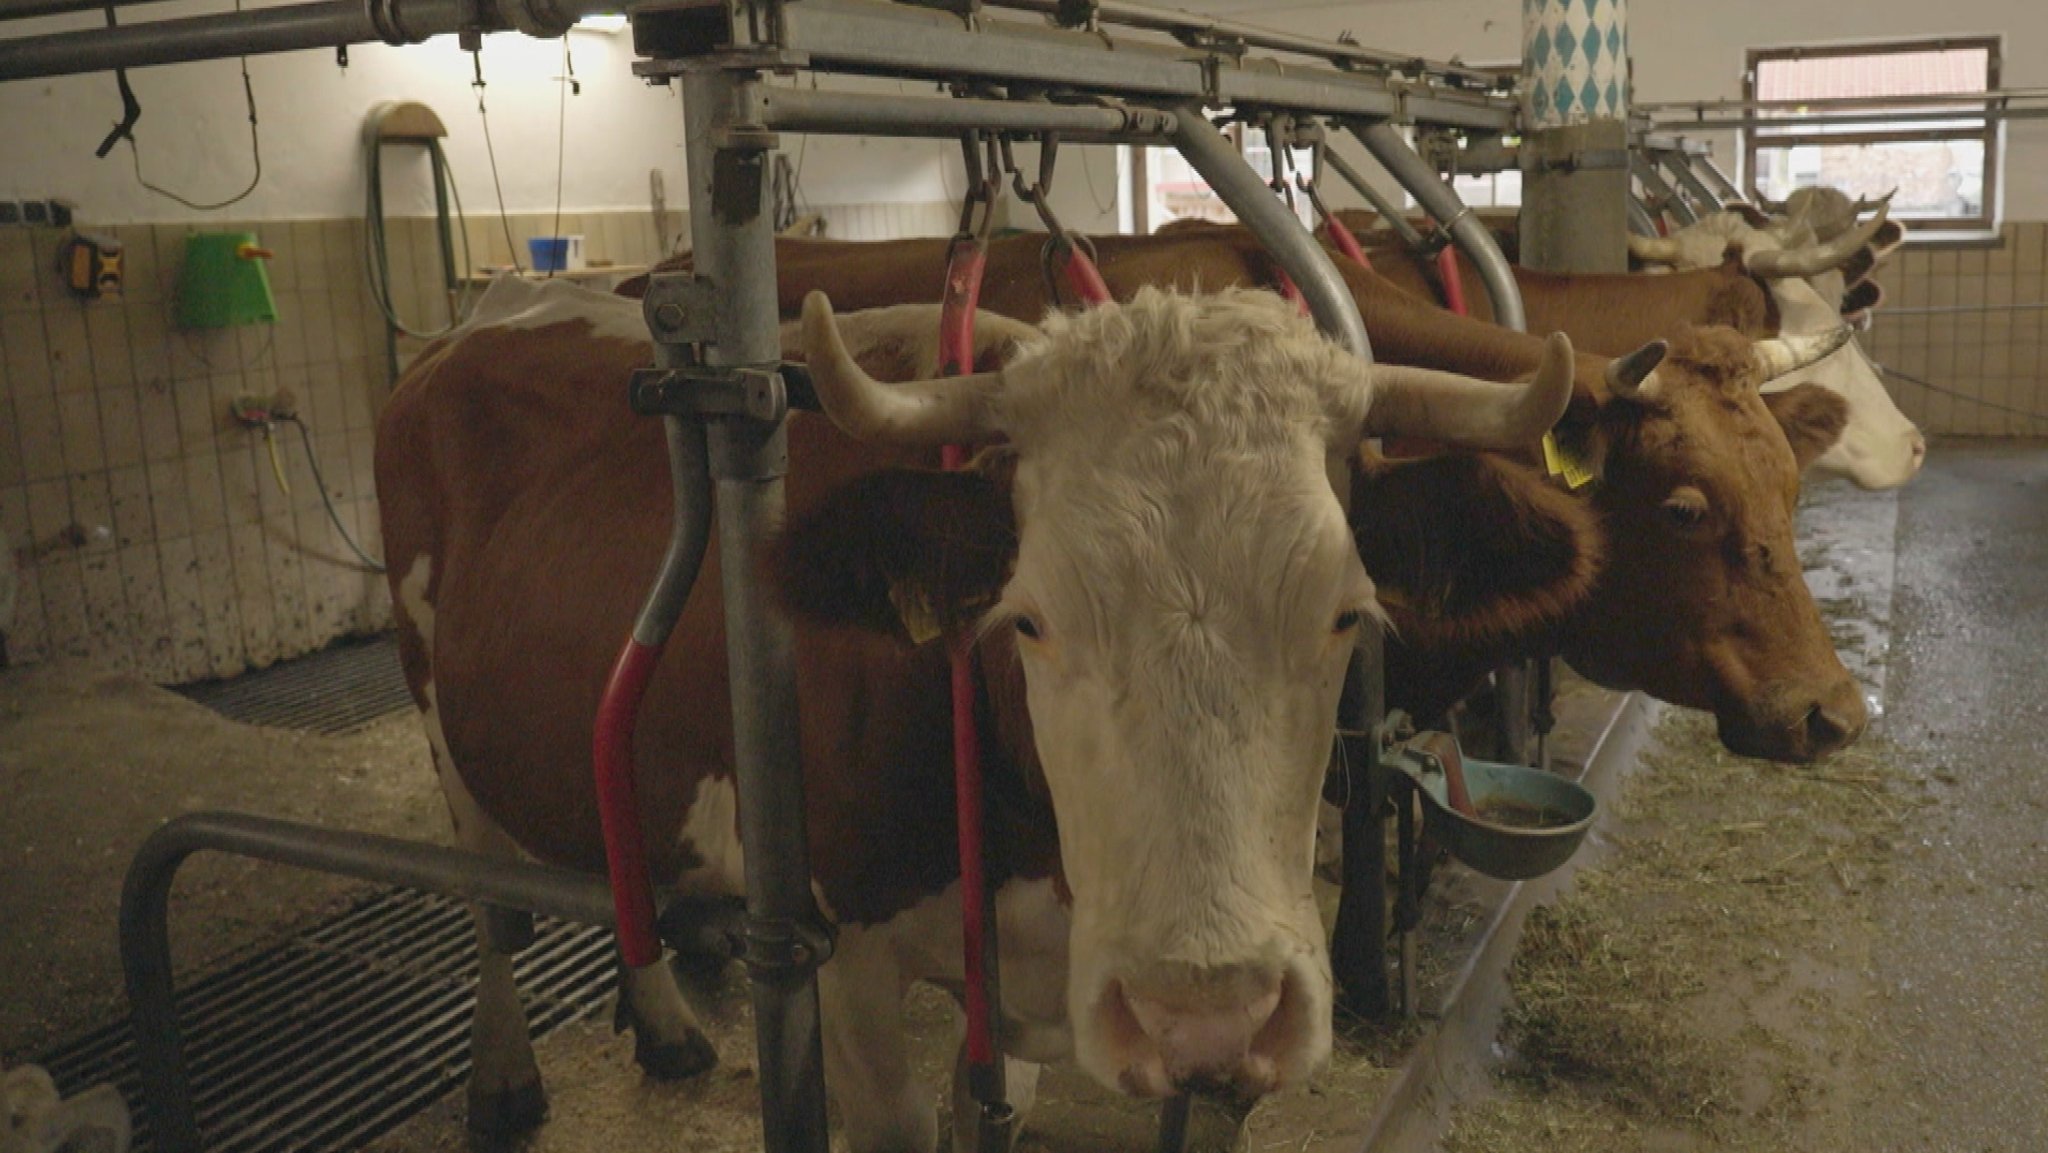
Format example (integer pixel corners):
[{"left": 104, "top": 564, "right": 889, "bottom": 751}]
[
  {"left": 614, "top": 956, "right": 719, "bottom": 1079},
  {"left": 820, "top": 921, "right": 937, "bottom": 1153}
]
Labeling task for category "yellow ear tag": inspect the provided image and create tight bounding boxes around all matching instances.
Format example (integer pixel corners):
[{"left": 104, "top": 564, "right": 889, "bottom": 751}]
[
  {"left": 888, "top": 580, "right": 945, "bottom": 646},
  {"left": 1542, "top": 432, "right": 1597, "bottom": 490}
]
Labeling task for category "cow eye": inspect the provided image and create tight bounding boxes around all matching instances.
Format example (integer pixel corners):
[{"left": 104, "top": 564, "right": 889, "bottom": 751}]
[
  {"left": 1333, "top": 609, "right": 1365, "bottom": 634},
  {"left": 1013, "top": 616, "right": 1042, "bottom": 641},
  {"left": 1662, "top": 487, "right": 1710, "bottom": 531}
]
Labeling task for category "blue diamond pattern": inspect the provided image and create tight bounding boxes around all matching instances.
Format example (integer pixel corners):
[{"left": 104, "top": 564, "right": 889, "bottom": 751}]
[
  {"left": 1557, "top": 25, "right": 1578, "bottom": 67},
  {"left": 1606, "top": 24, "right": 1622, "bottom": 57},
  {"left": 1554, "top": 77, "right": 1576, "bottom": 116},
  {"left": 1529, "top": 25, "right": 1551, "bottom": 66},
  {"left": 1605, "top": 79, "right": 1622, "bottom": 111},
  {"left": 1581, "top": 76, "right": 1603, "bottom": 115},
  {"left": 1582, "top": 23, "right": 1604, "bottom": 65}
]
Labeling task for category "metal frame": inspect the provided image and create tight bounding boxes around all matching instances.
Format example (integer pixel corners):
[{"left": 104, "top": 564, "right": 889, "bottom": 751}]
[{"left": 23, "top": 3, "right": 1575, "bottom": 1151}]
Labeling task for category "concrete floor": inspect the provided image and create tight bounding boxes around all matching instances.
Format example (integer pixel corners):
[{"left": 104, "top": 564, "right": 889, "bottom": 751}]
[{"left": 1850, "top": 441, "right": 2048, "bottom": 1151}]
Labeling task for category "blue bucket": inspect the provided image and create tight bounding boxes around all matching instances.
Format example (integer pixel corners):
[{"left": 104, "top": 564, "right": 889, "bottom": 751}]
[{"left": 527, "top": 236, "right": 570, "bottom": 272}]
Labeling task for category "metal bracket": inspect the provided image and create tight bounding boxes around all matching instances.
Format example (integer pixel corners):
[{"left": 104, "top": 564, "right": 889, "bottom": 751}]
[
  {"left": 739, "top": 912, "right": 837, "bottom": 976},
  {"left": 642, "top": 271, "right": 723, "bottom": 346},
  {"left": 1526, "top": 147, "right": 1630, "bottom": 175},
  {"left": 631, "top": 366, "right": 789, "bottom": 423}
]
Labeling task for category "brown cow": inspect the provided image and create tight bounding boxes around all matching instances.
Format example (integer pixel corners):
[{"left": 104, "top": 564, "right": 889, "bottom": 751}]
[
  {"left": 380, "top": 278, "right": 1585, "bottom": 1151},
  {"left": 634, "top": 231, "right": 1867, "bottom": 761}
]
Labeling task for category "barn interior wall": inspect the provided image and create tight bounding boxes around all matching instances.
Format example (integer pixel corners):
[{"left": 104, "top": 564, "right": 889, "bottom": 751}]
[{"left": 0, "top": 24, "right": 982, "bottom": 679}]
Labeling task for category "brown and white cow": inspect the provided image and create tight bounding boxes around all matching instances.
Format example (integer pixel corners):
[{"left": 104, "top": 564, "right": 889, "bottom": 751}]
[
  {"left": 1342, "top": 207, "right": 1924, "bottom": 491},
  {"left": 1621, "top": 207, "right": 1923, "bottom": 488},
  {"left": 636, "top": 231, "right": 1868, "bottom": 762},
  {"left": 378, "top": 278, "right": 1580, "bottom": 1150}
]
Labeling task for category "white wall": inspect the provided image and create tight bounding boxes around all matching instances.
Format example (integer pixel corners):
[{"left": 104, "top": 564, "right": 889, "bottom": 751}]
[
  {"left": 0, "top": 0, "right": 2041, "bottom": 228},
  {"left": 0, "top": 19, "right": 969, "bottom": 225}
]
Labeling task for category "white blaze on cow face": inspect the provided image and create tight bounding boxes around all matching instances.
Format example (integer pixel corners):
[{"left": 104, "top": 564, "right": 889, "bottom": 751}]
[
  {"left": 982, "top": 291, "right": 1372, "bottom": 1099},
  {"left": 1756, "top": 276, "right": 1926, "bottom": 490}
]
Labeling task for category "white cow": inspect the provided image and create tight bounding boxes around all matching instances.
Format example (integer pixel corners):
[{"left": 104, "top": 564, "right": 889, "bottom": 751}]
[{"left": 376, "top": 278, "right": 1576, "bottom": 1150}]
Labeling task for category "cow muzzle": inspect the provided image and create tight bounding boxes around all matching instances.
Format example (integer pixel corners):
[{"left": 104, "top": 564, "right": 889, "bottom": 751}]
[
  {"left": 1091, "top": 958, "right": 1323, "bottom": 1100},
  {"left": 1718, "top": 672, "right": 1869, "bottom": 762}
]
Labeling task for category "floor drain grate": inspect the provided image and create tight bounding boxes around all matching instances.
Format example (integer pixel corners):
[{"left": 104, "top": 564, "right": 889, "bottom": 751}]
[
  {"left": 175, "top": 634, "right": 416, "bottom": 735},
  {"left": 33, "top": 888, "right": 618, "bottom": 1153}
]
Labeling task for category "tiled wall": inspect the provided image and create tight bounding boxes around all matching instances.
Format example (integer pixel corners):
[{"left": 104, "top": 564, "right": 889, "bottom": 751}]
[
  {"left": 1, "top": 202, "right": 953, "bottom": 684},
  {"left": 1861, "top": 221, "right": 2048, "bottom": 438}
]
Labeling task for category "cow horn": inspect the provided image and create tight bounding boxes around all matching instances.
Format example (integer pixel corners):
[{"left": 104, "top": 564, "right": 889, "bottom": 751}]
[
  {"left": 1604, "top": 339, "right": 1670, "bottom": 399},
  {"left": 1628, "top": 233, "right": 1685, "bottom": 265},
  {"left": 1362, "top": 332, "right": 1575, "bottom": 447},
  {"left": 1754, "top": 325, "right": 1853, "bottom": 379},
  {"left": 1744, "top": 202, "right": 1891, "bottom": 278},
  {"left": 800, "top": 292, "right": 1004, "bottom": 445},
  {"left": 1852, "top": 189, "right": 1897, "bottom": 215}
]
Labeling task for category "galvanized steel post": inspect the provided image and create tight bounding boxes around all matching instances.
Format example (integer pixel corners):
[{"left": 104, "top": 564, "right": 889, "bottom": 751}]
[
  {"left": 681, "top": 63, "right": 834, "bottom": 1153},
  {"left": 1520, "top": 0, "right": 1631, "bottom": 273}
]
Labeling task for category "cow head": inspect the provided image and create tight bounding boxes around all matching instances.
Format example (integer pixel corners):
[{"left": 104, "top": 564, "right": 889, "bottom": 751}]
[
  {"left": 1552, "top": 326, "right": 1869, "bottom": 762},
  {"left": 782, "top": 287, "right": 1575, "bottom": 1100},
  {"left": 1631, "top": 206, "right": 1925, "bottom": 490}
]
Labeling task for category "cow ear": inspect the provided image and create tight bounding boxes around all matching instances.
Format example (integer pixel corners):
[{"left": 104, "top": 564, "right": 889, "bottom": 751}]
[
  {"left": 1351, "top": 451, "right": 1603, "bottom": 651},
  {"left": 1762, "top": 383, "right": 1849, "bottom": 471},
  {"left": 768, "top": 459, "right": 1016, "bottom": 643}
]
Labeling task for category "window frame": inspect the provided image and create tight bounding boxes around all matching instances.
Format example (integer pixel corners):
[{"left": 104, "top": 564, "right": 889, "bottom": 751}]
[{"left": 1742, "top": 36, "right": 2001, "bottom": 236}]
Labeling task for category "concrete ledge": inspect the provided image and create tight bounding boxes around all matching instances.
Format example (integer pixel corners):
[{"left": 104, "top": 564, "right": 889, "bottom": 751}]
[{"left": 1360, "top": 688, "right": 1659, "bottom": 1153}]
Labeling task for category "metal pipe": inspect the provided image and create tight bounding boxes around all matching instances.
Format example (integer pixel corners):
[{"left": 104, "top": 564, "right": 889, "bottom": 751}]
[
  {"left": 1167, "top": 106, "right": 1370, "bottom": 361},
  {"left": 682, "top": 64, "right": 832, "bottom": 1153},
  {"left": 1638, "top": 86, "right": 2048, "bottom": 115},
  {"left": 1320, "top": 144, "right": 1427, "bottom": 251},
  {"left": 1658, "top": 151, "right": 1725, "bottom": 216},
  {"left": 1627, "top": 196, "right": 1659, "bottom": 237},
  {"left": 1692, "top": 152, "right": 1745, "bottom": 204},
  {"left": 0, "top": 0, "right": 179, "bottom": 22},
  {"left": 1646, "top": 106, "right": 2048, "bottom": 132},
  {"left": 744, "top": 83, "right": 1177, "bottom": 140},
  {"left": 1352, "top": 120, "right": 1525, "bottom": 334},
  {"left": 120, "top": 811, "right": 619, "bottom": 1152},
  {"left": 1632, "top": 157, "right": 1696, "bottom": 227},
  {"left": 635, "top": 419, "right": 712, "bottom": 648},
  {"left": 0, "top": 0, "right": 623, "bottom": 81},
  {"left": 988, "top": 0, "right": 1506, "bottom": 88}
]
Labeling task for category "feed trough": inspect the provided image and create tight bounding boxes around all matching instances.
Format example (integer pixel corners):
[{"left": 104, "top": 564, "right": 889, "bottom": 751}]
[{"left": 1387, "top": 737, "right": 1597, "bottom": 881}]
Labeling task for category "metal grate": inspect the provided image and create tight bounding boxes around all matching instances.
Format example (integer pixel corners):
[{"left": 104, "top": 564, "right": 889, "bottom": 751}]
[
  {"left": 174, "top": 634, "right": 416, "bottom": 735},
  {"left": 33, "top": 888, "right": 618, "bottom": 1153}
]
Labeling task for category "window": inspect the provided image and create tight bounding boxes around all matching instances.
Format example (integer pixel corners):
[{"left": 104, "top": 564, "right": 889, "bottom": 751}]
[
  {"left": 1129, "top": 127, "right": 1316, "bottom": 234},
  {"left": 1744, "top": 38, "right": 2000, "bottom": 235}
]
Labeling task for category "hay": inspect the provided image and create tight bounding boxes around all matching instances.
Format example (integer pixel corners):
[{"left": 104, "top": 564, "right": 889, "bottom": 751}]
[{"left": 1446, "top": 707, "right": 1927, "bottom": 1153}]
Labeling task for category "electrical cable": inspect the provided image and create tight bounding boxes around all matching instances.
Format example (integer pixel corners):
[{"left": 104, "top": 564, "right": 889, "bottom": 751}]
[
  {"left": 471, "top": 48, "right": 525, "bottom": 275},
  {"left": 549, "top": 39, "right": 574, "bottom": 279},
  {"left": 363, "top": 130, "right": 476, "bottom": 340},
  {"left": 120, "top": 5, "right": 261, "bottom": 211},
  {"left": 282, "top": 415, "right": 387, "bottom": 573}
]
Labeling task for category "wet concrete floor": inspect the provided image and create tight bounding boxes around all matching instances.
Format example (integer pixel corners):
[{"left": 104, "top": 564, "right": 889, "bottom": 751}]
[{"left": 1852, "top": 441, "right": 2048, "bottom": 1150}]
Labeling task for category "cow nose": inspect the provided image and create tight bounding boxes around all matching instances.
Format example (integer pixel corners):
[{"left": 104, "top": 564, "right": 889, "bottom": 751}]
[
  {"left": 1121, "top": 972, "right": 1283, "bottom": 1095},
  {"left": 1908, "top": 431, "right": 1928, "bottom": 472},
  {"left": 1803, "top": 676, "right": 1869, "bottom": 759}
]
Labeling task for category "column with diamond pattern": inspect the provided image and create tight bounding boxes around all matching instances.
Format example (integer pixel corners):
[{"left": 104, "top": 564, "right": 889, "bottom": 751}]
[{"left": 1522, "top": 0, "right": 1629, "bottom": 129}]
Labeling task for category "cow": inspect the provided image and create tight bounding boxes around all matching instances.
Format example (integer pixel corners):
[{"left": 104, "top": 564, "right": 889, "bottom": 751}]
[
  {"left": 1341, "top": 206, "right": 1923, "bottom": 491},
  {"left": 379, "top": 277, "right": 1583, "bottom": 1151},
  {"left": 1626, "top": 206, "right": 1923, "bottom": 489},
  {"left": 631, "top": 230, "right": 1868, "bottom": 762}
]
